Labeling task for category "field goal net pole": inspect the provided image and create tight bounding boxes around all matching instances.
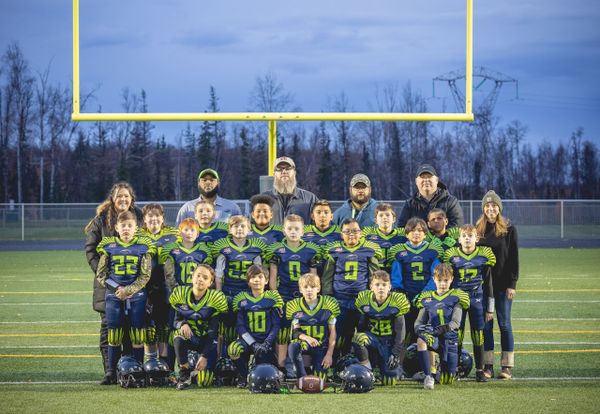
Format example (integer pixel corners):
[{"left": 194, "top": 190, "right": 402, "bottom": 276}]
[{"left": 72, "top": 0, "right": 473, "bottom": 176}]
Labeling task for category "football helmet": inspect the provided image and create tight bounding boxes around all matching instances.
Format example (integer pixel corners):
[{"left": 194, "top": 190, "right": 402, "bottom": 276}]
[
  {"left": 334, "top": 353, "right": 359, "bottom": 381},
  {"left": 215, "top": 357, "right": 238, "bottom": 386},
  {"left": 143, "top": 358, "right": 171, "bottom": 386},
  {"left": 457, "top": 349, "right": 474, "bottom": 378},
  {"left": 247, "top": 363, "right": 283, "bottom": 393},
  {"left": 340, "top": 364, "right": 375, "bottom": 393},
  {"left": 187, "top": 350, "right": 200, "bottom": 384},
  {"left": 117, "top": 356, "right": 146, "bottom": 388}
]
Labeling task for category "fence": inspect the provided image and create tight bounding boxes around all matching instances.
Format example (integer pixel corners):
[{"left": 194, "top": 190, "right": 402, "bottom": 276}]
[{"left": 0, "top": 200, "right": 599, "bottom": 241}]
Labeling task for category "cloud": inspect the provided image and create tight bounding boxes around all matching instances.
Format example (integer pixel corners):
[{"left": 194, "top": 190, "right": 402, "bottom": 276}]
[{"left": 176, "top": 32, "right": 242, "bottom": 50}]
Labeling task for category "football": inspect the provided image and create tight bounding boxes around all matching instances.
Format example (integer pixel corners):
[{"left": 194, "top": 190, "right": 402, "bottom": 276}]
[{"left": 298, "top": 375, "right": 325, "bottom": 393}]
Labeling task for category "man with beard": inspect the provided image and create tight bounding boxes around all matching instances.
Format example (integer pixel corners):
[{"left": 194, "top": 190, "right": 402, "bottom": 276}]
[
  {"left": 262, "top": 156, "right": 318, "bottom": 225},
  {"left": 398, "top": 164, "right": 463, "bottom": 228},
  {"left": 176, "top": 169, "right": 241, "bottom": 224},
  {"left": 332, "top": 174, "right": 379, "bottom": 228}
]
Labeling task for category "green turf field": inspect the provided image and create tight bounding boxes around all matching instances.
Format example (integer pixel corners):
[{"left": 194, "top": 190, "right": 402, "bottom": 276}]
[{"left": 1, "top": 249, "right": 599, "bottom": 412}]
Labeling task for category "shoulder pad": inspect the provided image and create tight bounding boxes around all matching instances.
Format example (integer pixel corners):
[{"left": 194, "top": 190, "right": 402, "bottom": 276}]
[
  {"left": 478, "top": 246, "right": 497, "bottom": 266},
  {"left": 389, "top": 292, "right": 411, "bottom": 314},
  {"left": 286, "top": 298, "right": 302, "bottom": 320},
  {"left": 169, "top": 286, "right": 191, "bottom": 306},
  {"left": 97, "top": 236, "right": 117, "bottom": 252},
  {"left": 322, "top": 295, "right": 340, "bottom": 317},
  {"left": 354, "top": 290, "right": 372, "bottom": 311},
  {"left": 208, "top": 290, "right": 229, "bottom": 314},
  {"left": 232, "top": 291, "right": 248, "bottom": 312},
  {"left": 415, "top": 290, "right": 435, "bottom": 309},
  {"left": 265, "top": 290, "right": 284, "bottom": 309},
  {"left": 444, "top": 247, "right": 460, "bottom": 262},
  {"left": 451, "top": 289, "right": 470, "bottom": 310}
]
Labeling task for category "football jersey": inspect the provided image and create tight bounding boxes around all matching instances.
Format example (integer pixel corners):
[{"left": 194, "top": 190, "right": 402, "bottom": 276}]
[
  {"left": 248, "top": 223, "right": 285, "bottom": 245},
  {"left": 286, "top": 295, "right": 340, "bottom": 344},
  {"left": 444, "top": 246, "right": 496, "bottom": 292},
  {"left": 303, "top": 224, "right": 342, "bottom": 246},
  {"left": 160, "top": 241, "right": 213, "bottom": 287},
  {"left": 355, "top": 290, "right": 410, "bottom": 338},
  {"left": 233, "top": 290, "right": 284, "bottom": 343},
  {"left": 324, "top": 240, "right": 384, "bottom": 300},
  {"left": 269, "top": 240, "right": 322, "bottom": 301},
  {"left": 169, "top": 287, "right": 228, "bottom": 337},
  {"left": 137, "top": 226, "right": 179, "bottom": 288},
  {"left": 362, "top": 226, "right": 407, "bottom": 270},
  {"left": 195, "top": 221, "right": 229, "bottom": 245},
  {"left": 416, "top": 289, "right": 470, "bottom": 328},
  {"left": 426, "top": 227, "right": 459, "bottom": 251},
  {"left": 97, "top": 236, "right": 156, "bottom": 287},
  {"left": 212, "top": 237, "right": 270, "bottom": 296},
  {"left": 388, "top": 241, "right": 443, "bottom": 300}
]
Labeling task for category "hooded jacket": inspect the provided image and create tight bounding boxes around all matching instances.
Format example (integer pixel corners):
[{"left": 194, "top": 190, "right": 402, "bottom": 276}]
[
  {"left": 398, "top": 182, "right": 463, "bottom": 228},
  {"left": 332, "top": 198, "right": 379, "bottom": 229}
]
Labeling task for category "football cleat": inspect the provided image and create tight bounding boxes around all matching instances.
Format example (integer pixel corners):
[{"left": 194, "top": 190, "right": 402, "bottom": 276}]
[
  {"left": 498, "top": 367, "right": 512, "bottom": 380},
  {"left": 423, "top": 375, "right": 435, "bottom": 390},
  {"left": 476, "top": 370, "right": 488, "bottom": 383},
  {"left": 100, "top": 370, "right": 117, "bottom": 385}
]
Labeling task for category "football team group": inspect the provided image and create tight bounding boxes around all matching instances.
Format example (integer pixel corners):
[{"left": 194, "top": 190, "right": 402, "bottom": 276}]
[{"left": 84, "top": 157, "right": 519, "bottom": 393}]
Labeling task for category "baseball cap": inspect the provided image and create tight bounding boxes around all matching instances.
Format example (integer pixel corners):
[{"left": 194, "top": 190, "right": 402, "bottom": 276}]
[
  {"left": 274, "top": 156, "right": 296, "bottom": 169},
  {"left": 350, "top": 173, "right": 371, "bottom": 187},
  {"left": 416, "top": 163, "right": 437, "bottom": 177},
  {"left": 198, "top": 168, "right": 220, "bottom": 180}
]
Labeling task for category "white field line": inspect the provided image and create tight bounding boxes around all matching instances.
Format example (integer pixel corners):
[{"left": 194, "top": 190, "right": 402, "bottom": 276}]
[
  {"left": 0, "top": 345, "right": 97, "bottom": 349},
  {"left": 0, "top": 302, "right": 88, "bottom": 306},
  {"left": 0, "top": 321, "right": 97, "bottom": 324},
  {"left": 518, "top": 300, "right": 600, "bottom": 303},
  {"left": 513, "top": 318, "right": 600, "bottom": 321}
]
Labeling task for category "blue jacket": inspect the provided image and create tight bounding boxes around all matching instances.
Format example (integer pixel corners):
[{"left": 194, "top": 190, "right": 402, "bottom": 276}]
[{"left": 332, "top": 198, "right": 379, "bottom": 229}]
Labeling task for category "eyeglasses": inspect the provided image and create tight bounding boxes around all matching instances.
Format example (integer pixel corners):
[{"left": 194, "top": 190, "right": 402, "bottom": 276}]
[
  {"left": 275, "top": 166, "right": 295, "bottom": 173},
  {"left": 342, "top": 230, "right": 361, "bottom": 235}
]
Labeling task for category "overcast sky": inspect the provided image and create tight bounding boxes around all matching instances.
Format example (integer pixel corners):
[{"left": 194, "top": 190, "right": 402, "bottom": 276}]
[{"left": 1, "top": 0, "right": 599, "bottom": 145}]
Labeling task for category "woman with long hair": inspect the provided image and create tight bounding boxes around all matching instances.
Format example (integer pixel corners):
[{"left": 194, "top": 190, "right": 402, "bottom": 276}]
[
  {"left": 476, "top": 190, "right": 519, "bottom": 380},
  {"left": 84, "top": 182, "right": 144, "bottom": 384}
]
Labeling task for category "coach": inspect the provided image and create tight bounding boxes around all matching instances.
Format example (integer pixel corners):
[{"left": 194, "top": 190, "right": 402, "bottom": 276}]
[
  {"left": 332, "top": 173, "right": 378, "bottom": 228},
  {"left": 398, "top": 163, "right": 463, "bottom": 227},
  {"left": 176, "top": 168, "right": 241, "bottom": 224},
  {"left": 262, "top": 156, "right": 317, "bottom": 225}
]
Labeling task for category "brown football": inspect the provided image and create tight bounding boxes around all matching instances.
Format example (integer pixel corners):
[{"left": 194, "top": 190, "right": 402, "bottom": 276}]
[{"left": 298, "top": 375, "right": 325, "bottom": 393}]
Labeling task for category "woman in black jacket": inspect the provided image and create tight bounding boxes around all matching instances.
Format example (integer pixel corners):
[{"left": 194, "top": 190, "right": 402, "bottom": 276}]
[
  {"left": 476, "top": 190, "right": 519, "bottom": 380},
  {"left": 84, "top": 182, "right": 144, "bottom": 384}
]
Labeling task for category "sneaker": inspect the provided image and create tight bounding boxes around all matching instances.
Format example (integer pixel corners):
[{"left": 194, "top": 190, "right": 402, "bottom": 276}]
[
  {"left": 476, "top": 370, "right": 488, "bottom": 383},
  {"left": 483, "top": 364, "right": 494, "bottom": 379},
  {"left": 237, "top": 379, "right": 247, "bottom": 389},
  {"left": 176, "top": 368, "right": 192, "bottom": 390},
  {"left": 412, "top": 371, "right": 426, "bottom": 381},
  {"left": 99, "top": 370, "right": 116, "bottom": 385},
  {"left": 423, "top": 375, "right": 435, "bottom": 390},
  {"left": 497, "top": 367, "right": 512, "bottom": 380}
]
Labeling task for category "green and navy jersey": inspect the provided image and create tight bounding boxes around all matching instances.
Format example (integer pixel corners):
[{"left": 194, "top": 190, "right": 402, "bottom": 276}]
[
  {"left": 233, "top": 290, "right": 283, "bottom": 343},
  {"left": 269, "top": 240, "right": 322, "bottom": 301},
  {"left": 303, "top": 224, "right": 342, "bottom": 246},
  {"left": 362, "top": 226, "right": 407, "bottom": 270},
  {"left": 444, "top": 246, "right": 496, "bottom": 292},
  {"left": 388, "top": 241, "right": 444, "bottom": 300},
  {"left": 324, "top": 240, "right": 384, "bottom": 300},
  {"left": 355, "top": 290, "right": 410, "bottom": 338},
  {"left": 248, "top": 223, "right": 285, "bottom": 245},
  {"left": 416, "top": 289, "right": 470, "bottom": 328},
  {"left": 169, "top": 287, "right": 228, "bottom": 337},
  {"left": 195, "top": 221, "right": 229, "bottom": 245},
  {"left": 160, "top": 241, "right": 213, "bottom": 287},
  {"left": 426, "top": 227, "right": 459, "bottom": 251},
  {"left": 137, "top": 226, "right": 179, "bottom": 288},
  {"left": 212, "top": 237, "right": 271, "bottom": 296},
  {"left": 286, "top": 295, "right": 340, "bottom": 344},
  {"left": 97, "top": 236, "right": 156, "bottom": 287}
]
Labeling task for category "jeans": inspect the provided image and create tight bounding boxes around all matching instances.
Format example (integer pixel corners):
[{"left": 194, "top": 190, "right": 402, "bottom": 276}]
[{"left": 483, "top": 290, "right": 514, "bottom": 352}]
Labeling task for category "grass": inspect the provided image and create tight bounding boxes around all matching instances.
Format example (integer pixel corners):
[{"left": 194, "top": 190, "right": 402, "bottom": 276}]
[{"left": 0, "top": 249, "right": 599, "bottom": 412}]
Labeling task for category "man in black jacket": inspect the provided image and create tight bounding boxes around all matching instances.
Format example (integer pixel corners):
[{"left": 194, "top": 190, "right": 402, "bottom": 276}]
[{"left": 398, "top": 164, "right": 463, "bottom": 228}]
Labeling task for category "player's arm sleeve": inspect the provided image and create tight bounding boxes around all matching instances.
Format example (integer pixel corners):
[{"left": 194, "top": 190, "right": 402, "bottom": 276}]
[
  {"left": 321, "top": 257, "right": 335, "bottom": 296},
  {"left": 392, "top": 315, "right": 406, "bottom": 356},
  {"left": 252, "top": 255, "right": 263, "bottom": 267},
  {"left": 201, "top": 317, "right": 220, "bottom": 357},
  {"left": 264, "top": 310, "right": 281, "bottom": 345},
  {"left": 236, "top": 310, "right": 255, "bottom": 345},
  {"left": 85, "top": 218, "right": 102, "bottom": 273},
  {"left": 356, "top": 314, "right": 368, "bottom": 332},
  {"left": 95, "top": 253, "right": 109, "bottom": 287},
  {"left": 448, "top": 303, "right": 463, "bottom": 332},
  {"left": 173, "top": 307, "right": 189, "bottom": 330},
  {"left": 507, "top": 225, "right": 519, "bottom": 289},
  {"left": 368, "top": 256, "right": 380, "bottom": 276},
  {"left": 215, "top": 254, "right": 226, "bottom": 280},
  {"left": 445, "top": 196, "right": 464, "bottom": 228},
  {"left": 163, "top": 257, "right": 177, "bottom": 290},
  {"left": 391, "top": 261, "right": 404, "bottom": 290},
  {"left": 327, "top": 323, "right": 337, "bottom": 354},
  {"left": 414, "top": 307, "right": 428, "bottom": 332},
  {"left": 122, "top": 252, "right": 152, "bottom": 296}
]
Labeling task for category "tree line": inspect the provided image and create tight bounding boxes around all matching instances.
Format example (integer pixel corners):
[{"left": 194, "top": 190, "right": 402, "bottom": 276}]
[{"left": 1, "top": 42, "right": 598, "bottom": 204}]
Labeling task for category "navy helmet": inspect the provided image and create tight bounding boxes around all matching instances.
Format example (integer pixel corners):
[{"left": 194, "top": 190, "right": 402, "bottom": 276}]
[
  {"left": 248, "top": 363, "right": 282, "bottom": 393},
  {"left": 340, "top": 364, "right": 375, "bottom": 393},
  {"left": 117, "top": 356, "right": 146, "bottom": 388}
]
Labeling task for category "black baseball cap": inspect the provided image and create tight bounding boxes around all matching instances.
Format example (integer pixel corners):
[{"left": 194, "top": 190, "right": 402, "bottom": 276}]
[{"left": 416, "top": 164, "right": 437, "bottom": 177}]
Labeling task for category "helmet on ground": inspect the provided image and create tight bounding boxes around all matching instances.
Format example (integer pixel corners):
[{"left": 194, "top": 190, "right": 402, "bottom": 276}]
[
  {"left": 215, "top": 357, "right": 238, "bottom": 386},
  {"left": 340, "top": 364, "right": 375, "bottom": 393},
  {"left": 143, "top": 358, "right": 170, "bottom": 386},
  {"left": 117, "top": 356, "right": 146, "bottom": 388},
  {"left": 247, "top": 363, "right": 282, "bottom": 393},
  {"left": 457, "top": 349, "right": 473, "bottom": 378}
]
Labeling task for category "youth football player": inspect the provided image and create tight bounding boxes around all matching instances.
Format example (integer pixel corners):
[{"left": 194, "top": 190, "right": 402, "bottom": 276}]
[
  {"left": 170, "top": 264, "right": 228, "bottom": 389},
  {"left": 427, "top": 208, "right": 459, "bottom": 250},
  {"left": 247, "top": 194, "right": 285, "bottom": 245},
  {"left": 194, "top": 200, "right": 229, "bottom": 245},
  {"left": 444, "top": 224, "right": 496, "bottom": 382},
  {"left": 287, "top": 273, "right": 340, "bottom": 380},
  {"left": 353, "top": 270, "right": 410, "bottom": 385},
  {"left": 415, "top": 263, "right": 469, "bottom": 389},
  {"left": 96, "top": 211, "right": 156, "bottom": 383},
  {"left": 269, "top": 214, "right": 321, "bottom": 371},
  {"left": 362, "top": 203, "right": 407, "bottom": 272},
  {"left": 228, "top": 265, "right": 283, "bottom": 387},
  {"left": 322, "top": 218, "right": 383, "bottom": 354},
  {"left": 303, "top": 200, "right": 341, "bottom": 276}
]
